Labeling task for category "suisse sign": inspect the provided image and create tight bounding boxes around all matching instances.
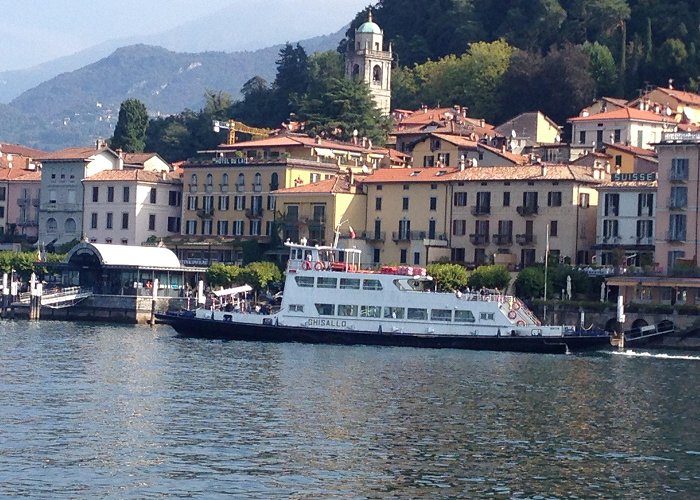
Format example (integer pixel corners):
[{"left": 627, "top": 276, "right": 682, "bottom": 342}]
[{"left": 611, "top": 172, "right": 656, "bottom": 182}]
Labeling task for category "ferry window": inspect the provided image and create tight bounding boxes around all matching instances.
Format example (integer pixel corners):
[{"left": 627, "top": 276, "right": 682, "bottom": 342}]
[
  {"left": 479, "top": 312, "right": 495, "bottom": 321},
  {"left": 383, "top": 307, "right": 404, "bottom": 319},
  {"left": 317, "top": 277, "right": 337, "bottom": 289},
  {"left": 360, "top": 305, "right": 381, "bottom": 318},
  {"left": 295, "top": 276, "right": 314, "bottom": 288},
  {"left": 455, "top": 310, "right": 476, "bottom": 323},
  {"left": 315, "top": 303, "right": 335, "bottom": 316},
  {"left": 289, "top": 304, "right": 304, "bottom": 312},
  {"left": 431, "top": 309, "right": 452, "bottom": 322},
  {"left": 340, "top": 278, "right": 360, "bottom": 290},
  {"left": 363, "top": 279, "right": 383, "bottom": 291},
  {"left": 338, "top": 304, "right": 358, "bottom": 317},
  {"left": 407, "top": 308, "right": 427, "bottom": 320}
]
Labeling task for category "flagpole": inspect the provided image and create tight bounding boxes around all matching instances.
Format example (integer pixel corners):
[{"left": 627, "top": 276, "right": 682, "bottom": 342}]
[{"left": 544, "top": 223, "right": 549, "bottom": 324}]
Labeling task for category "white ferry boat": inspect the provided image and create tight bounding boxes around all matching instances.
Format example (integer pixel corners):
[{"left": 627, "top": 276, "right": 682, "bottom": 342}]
[{"left": 157, "top": 240, "right": 612, "bottom": 354}]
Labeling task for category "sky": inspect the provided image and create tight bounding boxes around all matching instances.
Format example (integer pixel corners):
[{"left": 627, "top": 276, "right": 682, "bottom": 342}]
[{"left": 0, "top": 0, "right": 371, "bottom": 71}]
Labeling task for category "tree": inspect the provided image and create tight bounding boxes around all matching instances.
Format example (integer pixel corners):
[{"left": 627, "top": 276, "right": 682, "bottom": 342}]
[
  {"left": 467, "top": 265, "right": 511, "bottom": 291},
  {"left": 206, "top": 263, "right": 241, "bottom": 288},
  {"left": 582, "top": 41, "right": 618, "bottom": 96},
  {"left": 110, "top": 99, "right": 149, "bottom": 153},
  {"left": 297, "top": 77, "right": 392, "bottom": 144},
  {"left": 426, "top": 263, "right": 469, "bottom": 292},
  {"left": 514, "top": 266, "right": 545, "bottom": 300}
]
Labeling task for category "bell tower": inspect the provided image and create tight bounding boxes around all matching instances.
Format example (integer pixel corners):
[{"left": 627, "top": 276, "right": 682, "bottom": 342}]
[{"left": 345, "top": 11, "right": 392, "bottom": 115}]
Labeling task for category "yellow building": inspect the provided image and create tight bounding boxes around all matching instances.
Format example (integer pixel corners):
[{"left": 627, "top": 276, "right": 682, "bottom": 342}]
[
  {"left": 361, "top": 167, "right": 453, "bottom": 266},
  {"left": 603, "top": 142, "right": 657, "bottom": 174},
  {"left": 446, "top": 164, "right": 602, "bottom": 268},
  {"left": 410, "top": 133, "right": 524, "bottom": 168},
  {"left": 272, "top": 174, "right": 366, "bottom": 247}
]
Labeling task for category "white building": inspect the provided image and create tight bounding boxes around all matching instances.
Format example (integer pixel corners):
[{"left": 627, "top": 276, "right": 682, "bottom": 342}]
[
  {"left": 594, "top": 172, "right": 657, "bottom": 268},
  {"left": 83, "top": 169, "right": 182, "bottom": 246},
  {"left": 37, "top": 146, "right": 123, "bottom": 246},
  {"left": 568, "top": 107, "right": 675, "bottom": 160}
]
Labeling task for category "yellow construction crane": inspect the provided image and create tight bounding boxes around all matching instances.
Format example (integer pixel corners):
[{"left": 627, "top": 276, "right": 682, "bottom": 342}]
[{"left": 212, "top": 120, "right": 276, "bottom": 145}]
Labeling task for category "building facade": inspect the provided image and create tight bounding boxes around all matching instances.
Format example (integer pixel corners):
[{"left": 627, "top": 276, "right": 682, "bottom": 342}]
[
  {"left": 655, "top": 131, "right": 700, "bottom": 273},
  {"left": 83, "top": 170, "right": 182, "bottom": 246}
]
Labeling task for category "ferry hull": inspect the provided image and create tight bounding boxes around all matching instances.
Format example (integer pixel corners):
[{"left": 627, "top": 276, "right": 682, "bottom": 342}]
[{"left": 156, "top": 313, "right": 611, "bottom": 354}]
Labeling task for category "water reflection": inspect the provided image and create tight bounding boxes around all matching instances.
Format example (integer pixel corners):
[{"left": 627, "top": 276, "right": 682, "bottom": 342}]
[{"left": 0, "top": 321, "right": 698, "bottom": 497}]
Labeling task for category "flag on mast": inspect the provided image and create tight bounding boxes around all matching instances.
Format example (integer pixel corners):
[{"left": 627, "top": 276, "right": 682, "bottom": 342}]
[{"left": 349, "top": 225, "right": 356, "bottom": 239}]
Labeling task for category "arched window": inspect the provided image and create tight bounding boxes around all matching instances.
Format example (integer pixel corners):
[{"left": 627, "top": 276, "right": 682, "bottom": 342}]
[
  {"left": 352, "top": 64, "right": 360, "bottom": 79},
  {"left": 47, "top": 218, "right": 57, "bottom": 233},
  {"left": 222, "top": 173, "right": 229, "bottom": 185},
  {"left": 270, "top": 172, "right": 279, "bottom": 190},
  {"left": 372, "top": 64, "right": 382, "bottom": 83},
  {"left": 65, "top": 218, "right": 77, "bottom": 234},
  {"left": 254, "top": 173, "right": 262, "bottom": 186},
  {"left": 206, "top": 173, "right": 213, "bottom": 185},
  {"left": 191, "top": 174, "right": 198, "bottom": 185},
  {"left": 237, "top": 173, "right": 245, "bottom": 186}
]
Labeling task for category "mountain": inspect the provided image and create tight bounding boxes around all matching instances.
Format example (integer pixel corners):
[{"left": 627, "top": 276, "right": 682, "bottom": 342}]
[{"left": 0, "top": 29, "right": 344, "bottom": 151}]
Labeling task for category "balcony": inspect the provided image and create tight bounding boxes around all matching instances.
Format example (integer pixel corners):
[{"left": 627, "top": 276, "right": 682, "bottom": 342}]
[
  {"left": 669, "top": 172, "right": 688, "bottom": 182},
  {"left": 188, "top": 183, "right": 197, "bottom": 194},
  {"left": 252, "top": 183, "right": 262, "bottom": 192},
  {"left": 492, "top": 234, "right": 513, "bottom": 245},
  {"left": 471, "top": 205, "right": 491, "bottom": 216},
  {"left": 220, "top": 184, "right": 229, "bottom": 193},
  {"left": 359, "top": 231, "right": 386, "bottom": 241},
  {"left": 636, "top": 236, "right": 654, "bottom": 245},
  {"left": 668, "top": 200, "right": 687, "bottom": 210},
  {"left": 245, "top": 208, "right": 264, "bottom": 219},
  {"left": 32, "top": 198, "right": 39, "bottom": 207},
  {"left": 516, "top": 233, "right": 535, "bottom": 245},
  {"left": 236, "top": 184, "right": 245, "bottom": 193},
  {"left": 666, "top": 231, "right": 686, "bottom": 243},
  {"left": 16, "top": 218, "right": 38, "bottom": 227},
  {"left": 516, "top": 205, "right": 538, "bottom": 216},
  {"left": 469, "top": 233, "right": 489, "bottom": 245},
  {"left": 205, "top": 184, "right": 213, "bottom": 194},
  {"left": 392, "top": 231, "right": 411, "bottom": 242},
  {"left": 17, "top": 197, "right": 30, "bottom": 207},
  {"left": 197, "top": 208, "right": 215, "bottom": 219},
  {"left": 602, "top": 235, "right": 621, "bottom": 244}
]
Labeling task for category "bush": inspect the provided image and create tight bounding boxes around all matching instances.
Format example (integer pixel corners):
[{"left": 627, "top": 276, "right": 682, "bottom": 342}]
[
  {"left": 467, "top": 264, "right": 510, "bottom": 290},
  {"left": 426, "top": 263, "right": 469, "bottom": 292}
]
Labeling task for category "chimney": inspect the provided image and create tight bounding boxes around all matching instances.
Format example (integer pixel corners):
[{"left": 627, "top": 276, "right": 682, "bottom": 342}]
[
  {"left": 479, "top": 119, "right": 485, "bottom": 128},
  {"left": 541, "top": 164, "right": 547, "bottom": 176},
  {"left": 459, "top": 155, "right": 466, "bottom": 171},
  {"left": 162, "top": 170, "right": 167, "bottom": 181}
]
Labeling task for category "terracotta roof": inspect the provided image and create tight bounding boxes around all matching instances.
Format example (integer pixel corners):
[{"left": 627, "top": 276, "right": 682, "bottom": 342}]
[
  {"left": 604, "top": 142, "right": 657, "bottom": 158},
  {"left": 13, "top": 170, "right": 41, "bottom": 182},
  {"left": 274, "top": 176, "right": 354, "bottom": 195},
  {"left": 211, "top": 134, "right": 380, "bottom": 154},
  {"left": 122, "top": 152, "right": 159, "bottom": 165},
  {"left": 657, "top": 87, "right": 700, "bottom": 107},
  {"left": 360, "top": 167, "right": 458, "bottom": 184},
  {"left": 0, "top": 166, "right": 37, "bottom": 180},
  {"left": 84, "top": 169, "right": 179, "bottom": 183},
  {"left": 568, "top": 107, "right": 672, "bottom": 123},
  {"left": 0, "top": 143, "right": 47, "bottom": 157},
  {"left": 479, "top": 143, "right": 528, "bottom": 164},
  {"left": 0, "top": 154, "right": 31, "bottom": 172},
  {"left": 445, "top": 164, "right": 600, "bottom": 183},
  {"left": 38, "top": 147, "right": 112, "bottom": 161}
]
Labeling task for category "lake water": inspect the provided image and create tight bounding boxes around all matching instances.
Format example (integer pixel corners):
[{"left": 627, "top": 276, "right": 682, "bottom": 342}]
[{"left": 0, "top": 320, "right": 698, "bottom": 498}]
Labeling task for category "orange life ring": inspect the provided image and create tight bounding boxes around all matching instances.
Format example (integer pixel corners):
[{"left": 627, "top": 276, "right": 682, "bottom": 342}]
[
  {"left": 314, "top": 261, "right": 324, "bottom": 271},
  {"left": 516, "top": 320, "right": 526, "bottom": 327},
  {"left": 508, "top": 310, "right": 517, "bottom": 320},
  {"left": 302, "top": 261, "right": 312, "bottom": 270},
  {"left": 512, "top": 302, "right": 521, "bottom": 311}
]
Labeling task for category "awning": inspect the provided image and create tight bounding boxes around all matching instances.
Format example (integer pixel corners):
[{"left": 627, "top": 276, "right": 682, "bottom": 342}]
[
  {"left": 213, "top": 284, "right": 253, "bottom": 297},
  {"left": 313, "top": 147, "right": 335, "bottom": 158}
]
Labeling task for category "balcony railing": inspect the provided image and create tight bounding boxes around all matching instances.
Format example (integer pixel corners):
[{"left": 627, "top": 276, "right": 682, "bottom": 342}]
[
  {"left": 492, "top": 234, "right": 513, "bottom": 245},
  {"left": 602, "top": 235, "right": 621, "bottom": 244},
  {"left": 252, "top": 184, "right": 263, "bottom": 192},
  {"left": 205, "top": 184, "right": 213, "bottom": 194},
  {"left": 197, "top": 208, "right": 215, "bottom": 219},
  {"left": 469, "top": 233, "right": 489, "bottom": 245},
  {"left": 245, "top": 208, "right": 264, "bottom": 219},
  {"left": 471, "top": 205, "right": 491, "bottom": 216},
  {"left": 359, "top": 231, "right": 386, "bottom": 241},
  {"left": 17, "top": 198, "right": 30, "bottom": 207},
  {"left": 668, "top": 200, "right": 687, "bottom": 210},
  {"left": 220, "top": 184, "right": 229, "bottom": 193},
  {"left": 516, "top": 205, "right": 538, "bottom": 216},
  {"left": 667, "top": 231, "right": 686, "bottom": 242},
  {"left": 636, "top": 236, "right": 654, "bottom": 245},
  {"left": 16, "top": 218, "right": 38, "bottom": 227},
  {"left": 669, "top": 172, "right": 688, "bottom": 182},
  {"left": 236, "top": 184, "right": 245, "bottom": 193},
  {"left": 516, "top": 233, "right": 535, "bottom": 245},
  {"left": 188, "top": 184, "right": 197, "bottom": 193}
]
